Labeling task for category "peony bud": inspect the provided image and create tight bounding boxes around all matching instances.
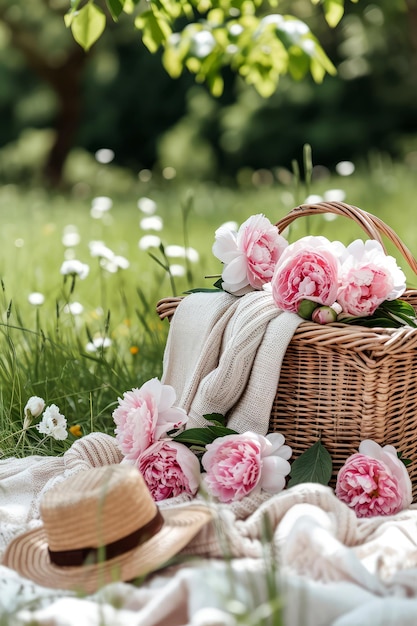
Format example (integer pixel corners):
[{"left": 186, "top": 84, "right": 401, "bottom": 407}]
[
  {"left": 24, "top": 396, "right": 46, "bottom": 419},
  {"left": 312, "top": 306, "right": 338, "bottom": 325},
  {"left": 297, "top": 299, "right": 319, "bottom": 320}
]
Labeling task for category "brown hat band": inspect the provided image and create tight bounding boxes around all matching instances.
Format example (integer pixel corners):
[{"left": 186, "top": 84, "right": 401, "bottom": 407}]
[{"left": 48, "top": 509, "right": 164, "bottom": 567}]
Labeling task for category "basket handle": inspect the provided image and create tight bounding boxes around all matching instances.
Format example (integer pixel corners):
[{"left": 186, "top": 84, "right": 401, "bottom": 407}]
[{"left": 275, "top": 201, "right": 417, "bottom": 277}]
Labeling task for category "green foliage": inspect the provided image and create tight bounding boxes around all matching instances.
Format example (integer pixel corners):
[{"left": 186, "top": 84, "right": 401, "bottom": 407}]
[
  {"left": 172, "top": 413, "right": 237, "bottom": 450},
  {"left": 2, "top": 0, "right": 417, "bottom": 186},
  {"left": 313, "top": 0, "right": 358, "bottom": 28},
  {"left": 135, "top": 10, "right": 173, "bottom": 54},
  {"left": 65, "top": 2, "right": 106, "bottom": 51},
  {"left": 398, "top": 451, "right": 412, "bottom": 467},
  {"left": 63, "top": 0, "right": 351, "bottom": 96},
  {"left": 0, "top": 285, "right": 166, "bottom": 457},
  {"left": 288, "top": 439, "right": 333, "bottom": 487},
  {"left": 173, "top": 424, "right": 238, "bottom": 446}
]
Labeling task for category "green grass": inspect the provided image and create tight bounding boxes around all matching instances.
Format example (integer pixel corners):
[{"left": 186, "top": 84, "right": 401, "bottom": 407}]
[{"left": 1, "top": 153, "right": 417, "bottom": 458}]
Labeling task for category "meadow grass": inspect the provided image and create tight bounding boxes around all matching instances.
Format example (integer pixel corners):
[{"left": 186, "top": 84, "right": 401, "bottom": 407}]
[{"left": 0, "top": 154, "right": 416, "bottom": 459}]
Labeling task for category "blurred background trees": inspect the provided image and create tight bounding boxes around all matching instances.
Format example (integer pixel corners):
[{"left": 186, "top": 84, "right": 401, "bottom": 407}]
[{"left": 0, "top": 0, "right": 416, "bottom": 187}]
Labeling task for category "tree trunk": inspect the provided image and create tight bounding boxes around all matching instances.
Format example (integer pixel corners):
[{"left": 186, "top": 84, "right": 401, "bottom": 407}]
[
  {"left": 406, "top": 0, "right": 417, "bottom": 78},
  {"left": 0, "top": 8, "right": 87, "bottom": 187},
  {"left": 41, "top": 49, "right": 87, "bottom": 188}
]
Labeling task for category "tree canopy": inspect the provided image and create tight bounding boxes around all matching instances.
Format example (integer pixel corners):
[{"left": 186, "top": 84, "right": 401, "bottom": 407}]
[
  {"left": 1, "top": 0, "right": 415, "bottom": 187},
  {"left": 65, "top": 0, "right": 357, "bottom": 97}
]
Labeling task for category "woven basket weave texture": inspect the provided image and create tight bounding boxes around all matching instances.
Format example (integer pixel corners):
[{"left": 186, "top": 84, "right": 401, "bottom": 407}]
[{"left": 156, "top": 202, "right": 417, "bottom": 499}]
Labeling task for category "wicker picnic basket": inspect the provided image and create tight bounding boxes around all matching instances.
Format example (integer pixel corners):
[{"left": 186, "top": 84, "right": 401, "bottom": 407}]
[{"left": 156, "top": 201, "right": 417, "bottom": 498}]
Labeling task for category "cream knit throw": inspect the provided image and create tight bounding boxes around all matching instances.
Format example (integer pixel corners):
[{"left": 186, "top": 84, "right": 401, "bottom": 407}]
[
  {"left": 162, "top": 290, "right": 303, "bottom": 433},
  {"left": 0, "top": 432, "right": 122, "bottom": 560},
  {"left": 3, "top": 482, "right": 417, "bottom": 626}
]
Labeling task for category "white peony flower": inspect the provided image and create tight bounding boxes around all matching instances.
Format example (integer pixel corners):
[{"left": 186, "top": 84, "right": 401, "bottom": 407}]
[
  {"left": 36, "top": 404, "right": 68, "bottom": 440},
  {"left": 213, "top": 214, "right": 288, "bottom": 294}
]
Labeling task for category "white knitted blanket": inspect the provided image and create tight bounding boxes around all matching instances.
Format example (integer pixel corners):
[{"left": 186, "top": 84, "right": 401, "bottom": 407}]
[
  {"left": 162, "top": 290, "right": 303, "bottom": 433},
  {"left": 0, "top": 433, "right": 124, "bottom": 559},
  {"left": 2, "top": 468, "right": 417, "bottom": 626},
  {"left": 2, "top": 294, "right": 417, "bottom": 624}
]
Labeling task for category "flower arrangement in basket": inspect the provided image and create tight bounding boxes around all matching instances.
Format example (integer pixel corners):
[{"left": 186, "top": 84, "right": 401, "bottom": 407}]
[
  {"left": 111, "top": 201, "right": 417, "bottom": 519},
  {"left": 209, "top": 209, "right": 416, "bottom": 328},
  {"left": 210, "top": 202, "right": 417, "bottom": 488},
  {"left": 112, "top": 377, "right": 413, "bottom": 518}
]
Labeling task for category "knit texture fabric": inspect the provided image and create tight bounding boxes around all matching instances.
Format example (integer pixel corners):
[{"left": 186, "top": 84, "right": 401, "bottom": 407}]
[
  {"left": 0, "top": 433, "right": 122, "bottom": 560},
  {"left": 3, "top": 480, "right": 417, "bottom": 626},
  {"left": 162, "top": 290, "right": 303, "bottom": 433}
]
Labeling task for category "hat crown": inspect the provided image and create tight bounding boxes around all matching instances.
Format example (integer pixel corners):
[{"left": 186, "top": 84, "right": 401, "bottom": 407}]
[{"left": 41, "top": 465, "right": 157, "bottom": 552}]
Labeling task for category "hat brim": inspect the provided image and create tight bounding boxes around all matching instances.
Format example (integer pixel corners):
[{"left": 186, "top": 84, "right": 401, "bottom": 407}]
[{"left": 3, "top": 505, "right": 212, "bottom": 594}]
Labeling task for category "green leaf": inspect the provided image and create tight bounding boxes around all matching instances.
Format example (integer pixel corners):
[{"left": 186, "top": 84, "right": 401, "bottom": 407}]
[
  {"left": 381, "top": 299, "right": 417, "bottom": 324},
  {"left": 398, "top": 451, "right": 412, "bottom": 467},
  {"left": 64, "top": 13, "right": 74, "bottom": 27},
  {"left": 172, "top": 424, "right": 237, "bottom": 446},
  {"left": 135, "top": 10, "right": 172, "bottom": 53},
  {"left": 205, "top": 424, "right": 238, "bottom": 436},
  {"left": 387, "top": 299, "right": 416, "bottom": 314},
  {"left": 323, "top": 0, "right": 345, "bottom": 27},
  {"left": 162, "top": 46, "right": 185, "bottom": 79},
  {"left": 71, "top": 3, "right": 106, "bottom": 52},
  {"left": 210, "top": 75, "right": 225, "bottom": 97},
  {"left": 106, "top": 0, "right": 124, "bottom": 21},
  {"left": 184, "top": 288, "right": 223, "bottom": 294},
  {"left": 310, "top": 40, "right": 337, "bottom": 76},
  {"left": 121, "top": 0, "right": 139, "bottom": 13},
  {"left": 147, "top": 251, "right": 169, "bottom": 272},
  {"left": 65, "top": 0, "right": 83, "bottom": 27},
  {"left": 288, "top": 439, "right": 332, "bottom": 487},
  {"left": 202, "top": 413, "right": 227, "bottom": 426},
  {"left": 288, "top": 50, "right": 310, "bottom": 81}
]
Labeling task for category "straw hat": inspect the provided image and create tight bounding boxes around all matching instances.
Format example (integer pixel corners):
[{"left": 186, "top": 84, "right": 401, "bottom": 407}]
[{"left": 3, "top": 464, "right": 212, "bottom": 594}]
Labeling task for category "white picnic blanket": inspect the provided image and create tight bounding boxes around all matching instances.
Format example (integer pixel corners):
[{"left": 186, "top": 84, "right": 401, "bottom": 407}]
[
  {"left": 2, "top": 467, "right": 417, "bottom": 626},
  {"left": 2, "top": 292, "right": 417, "bottom": 624}
]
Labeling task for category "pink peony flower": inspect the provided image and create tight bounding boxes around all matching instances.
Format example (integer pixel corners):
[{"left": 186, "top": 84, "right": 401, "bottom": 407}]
[
  {"left": 335, "top": 440, "right": 412, "bottom": 518},
  {"left": 201, "top": 431, "right": 291, "bottom": 503},
  {"left": 337, "top": 239, "right": 406, "bottom": 316},
  {"left": 271, "top": 236, "right": 340, "bottom": 313},
  {"left": 212, "top": 214, "right": 288, "bottom": 295},
  {"left": 136, "top": 440, "right": 201, "bottom": 501},
  {"left": 113, "top": 378, "right": 188, "bottom": 461}
]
